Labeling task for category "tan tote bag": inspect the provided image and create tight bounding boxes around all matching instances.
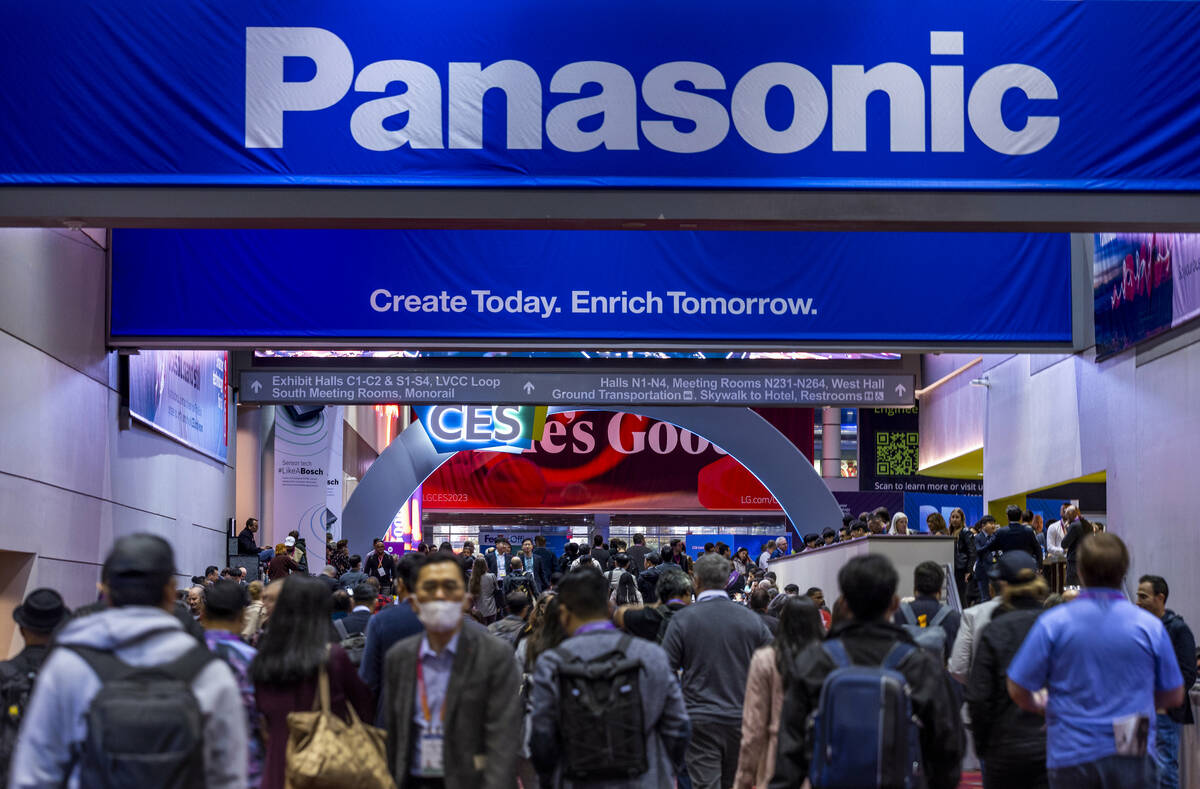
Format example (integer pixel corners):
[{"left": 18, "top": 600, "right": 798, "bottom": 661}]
[{"left": 285, "top": 667, "right": 396, "bottom": 789}]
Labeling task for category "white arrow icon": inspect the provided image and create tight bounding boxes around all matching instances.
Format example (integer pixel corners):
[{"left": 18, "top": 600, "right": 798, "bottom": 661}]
[
  {"left": 523, "top": 381, "right": 535, "bottom": 394},
  {"left": 894, "top": 384, "right": 907, "bottom": 397},
  {"left": 250, "top": 380, "right": 262, "bottom": 394}
]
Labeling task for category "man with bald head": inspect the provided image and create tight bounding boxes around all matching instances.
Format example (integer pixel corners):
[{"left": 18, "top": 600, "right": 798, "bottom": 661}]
[{"left": 1046, "top": 502, "right": 1072, "bottom": 557}]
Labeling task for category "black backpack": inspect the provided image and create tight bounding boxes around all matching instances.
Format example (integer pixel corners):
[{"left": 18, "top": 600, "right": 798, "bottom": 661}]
[
  {"left": 67, "top": 644, "right": 214, "bottom": 789},
  {"left": 553, "top": 634, "right": 647, "bottom": 782},
  {"left": 0, "top": 664, "right": 37, "bottom": 786}
]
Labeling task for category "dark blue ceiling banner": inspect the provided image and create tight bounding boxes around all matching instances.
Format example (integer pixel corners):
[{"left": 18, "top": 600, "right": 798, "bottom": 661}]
[
  {"left": 109, "top": 229, "right": 1072, "bottom": 345},
  {"left": 2, "top": 1, "right": 1200, "bottom": 190}
]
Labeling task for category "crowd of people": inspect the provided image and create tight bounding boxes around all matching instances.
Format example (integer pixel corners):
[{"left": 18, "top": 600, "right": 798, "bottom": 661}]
[{"left": 1, "top": 521, "right": 1196, "bottom": 789}]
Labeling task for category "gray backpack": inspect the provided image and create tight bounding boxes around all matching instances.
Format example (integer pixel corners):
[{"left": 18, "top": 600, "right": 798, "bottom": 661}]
[
  {"left": 332, "top": 619, "right": 366, "bottom": 666},
  {"left": 67, "top": 644, "right": 213, "bottom": 789},
  {"left": 898, "top": 602, "right": 952, "bottom": 660}
]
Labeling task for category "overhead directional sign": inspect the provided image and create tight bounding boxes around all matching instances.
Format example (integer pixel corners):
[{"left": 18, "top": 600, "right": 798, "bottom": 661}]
[{"left": 238, "top": 369, "right": 915, "bottom": 407}]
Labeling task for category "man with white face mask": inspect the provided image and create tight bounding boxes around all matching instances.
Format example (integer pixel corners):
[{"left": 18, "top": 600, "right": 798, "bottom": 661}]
[{"left": 384, "top": 552, "right": 522, "bottom": 789}]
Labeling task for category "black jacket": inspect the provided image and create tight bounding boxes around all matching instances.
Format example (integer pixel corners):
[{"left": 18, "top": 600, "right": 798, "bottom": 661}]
[
  {"left": 626, "top": 544, "right": 650, "bottom": 576},
  {"left": 364, "top": 551, "right": 396, "bottom": 586},
  {"left": 982, "top": 523, "right": 1043, "bottom": 565},
  {"left": 954, "top": 528, "right": 977, "bottom": 575},
  {"left": 1162, "top": 610, "right": 1197, "bottom": 724},
  {"left": 770, "top": 620, "right": 964, "bottom": 789},
  {"left": 965, "top": 600, "right": 1047, "bottom": 765},
  {"left": 293, "top": 537, "right": 310, "bottom": 574},
  {"left": 338, "top": 609, "right": 372, "bottom": 638},
  {"left": 236, "top": 527, "right": 260, "bottom": 556},
  {"left": 0, "top": 644, "right": 50, "bottom": 680},
  {"left": 590, "top": 546, "right": 612, "bottom": 572},
  {"left": 485, "top": 550, "right": 514, "bottom": 576},
  {"left": 1060, "top": 520, "right": 1092, "bottom": 585},
  {"left": 532, "top": 546, "right": 556, "bottom": 591},
  {"left": 637, "top": 563, "right": 669, "bottom": 604}
]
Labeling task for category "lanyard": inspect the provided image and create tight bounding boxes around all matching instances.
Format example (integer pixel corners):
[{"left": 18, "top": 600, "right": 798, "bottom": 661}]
[{"left": 415, "top": 659, "right": 446, "bottom": 725}]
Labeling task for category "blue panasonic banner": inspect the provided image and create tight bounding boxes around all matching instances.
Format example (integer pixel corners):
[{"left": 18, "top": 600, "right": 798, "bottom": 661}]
[
  {"left": 110, "top": 229, "right": 1072, "bottom": 345},
  {"left": 2, "top": 1, "right": 1200, "bottom": 190}
]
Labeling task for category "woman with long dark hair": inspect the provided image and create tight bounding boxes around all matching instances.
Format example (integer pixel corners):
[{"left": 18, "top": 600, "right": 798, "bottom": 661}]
[
  {"left": 469, "top": 555, "right": 498, "bottom": 624},
  {"left": 613, "top": 571, "right": 642, "bottom": 606},
  {"left": 514, "top": 594, "right": 568, "bottom": 789},
  {"left": 732, "top": 546, "right": 752, "bottom": 579},
  {"left": 734, "top": 596, "right": 824, "bottom": 789},
  {"left": 251, "top": 575, "right": 374, "bottom": 789},
  {"left": 951, "top": 508, "right": 974, "bottom": 603},
  {"left": 516, "top": 594, "right": 567, "bottom": 676}
]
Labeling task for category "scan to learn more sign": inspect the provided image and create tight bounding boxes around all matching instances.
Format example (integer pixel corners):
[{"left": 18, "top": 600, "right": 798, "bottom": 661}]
[{"left": 858, "top": 405, "right": 981, "bottom": 495}]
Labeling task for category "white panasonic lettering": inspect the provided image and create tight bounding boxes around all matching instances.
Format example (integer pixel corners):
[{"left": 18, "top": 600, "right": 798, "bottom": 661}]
[
  {"left": 930, "top": 31, "right": 966, "bottom": 152},
  {"left": 350, "top": 60, "right": 443, "bottom": 151},
  {"left": 245, "top": 28, "right": 1058, "bottom": 156},
  {"left": 245, "top": 27, "right": 354, "bottom": 149},
  {"left": 640, "top": 62, "right": 730, "bottom": 153},
  {"left": 832, "top": 63, "right": 925, "bottom": 152},
  {"left": 449, "top": 61, "right": 543, "bottom": 149},
  {"left": 967, "top": 64, "right": 1060, "bottom": 155},
  {"left": 732, "top": 63, "right": 828, "bottom": 154},
  {"left": 546, "top": 61, "right": 639, "bottom": 152}
]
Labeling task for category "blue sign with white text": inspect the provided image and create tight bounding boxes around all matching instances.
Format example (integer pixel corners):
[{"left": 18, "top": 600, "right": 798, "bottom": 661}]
[
  {"left": 109, "top": 229, "right": 1072, "bottom": 345},
  {"left": 2, "top": 1, "right": 1200, "bottom": 190}
]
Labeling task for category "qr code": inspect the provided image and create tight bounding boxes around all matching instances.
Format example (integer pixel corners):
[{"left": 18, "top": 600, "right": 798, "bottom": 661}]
[{"left": 876, "top": 431, "right": 919, "bottom": 476}]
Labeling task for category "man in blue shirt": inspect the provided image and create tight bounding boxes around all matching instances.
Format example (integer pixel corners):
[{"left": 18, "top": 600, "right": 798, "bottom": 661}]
[{"left": 1007, "top": 533, "right": 1184, "bottom": 788}]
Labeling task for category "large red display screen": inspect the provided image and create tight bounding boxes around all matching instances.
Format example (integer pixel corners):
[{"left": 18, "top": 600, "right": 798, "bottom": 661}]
[{"left": 422, "top": 410, "right": 811, "bottom": 511}]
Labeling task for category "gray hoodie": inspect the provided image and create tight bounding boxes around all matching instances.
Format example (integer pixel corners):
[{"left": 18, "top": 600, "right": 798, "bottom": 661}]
[{"left": 9, "top": 606, "right": 246, "bottom": 789}]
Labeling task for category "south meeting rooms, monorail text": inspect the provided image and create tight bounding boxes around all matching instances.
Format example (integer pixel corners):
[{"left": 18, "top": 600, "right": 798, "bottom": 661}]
[{"left": 269, "top": 373, "right": 500, "bottom": 402}]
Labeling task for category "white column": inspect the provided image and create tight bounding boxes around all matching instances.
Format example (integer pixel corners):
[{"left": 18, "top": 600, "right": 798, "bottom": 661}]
[{"left": 821, "top": 406, "right": 842, "bottom": 478}]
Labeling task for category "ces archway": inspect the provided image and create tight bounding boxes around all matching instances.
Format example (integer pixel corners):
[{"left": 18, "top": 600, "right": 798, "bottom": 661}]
[{"left": 341, "top": 405, "right": 842, "bottom": 552}]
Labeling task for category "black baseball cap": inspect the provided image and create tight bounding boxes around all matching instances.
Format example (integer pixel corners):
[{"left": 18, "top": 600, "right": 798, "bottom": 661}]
[
  {"left": 989, "top": 551, "right": 1039, "bottom": 583},
  {"left": 102, "top": 534, "right": 176, "bottom": 582}
]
